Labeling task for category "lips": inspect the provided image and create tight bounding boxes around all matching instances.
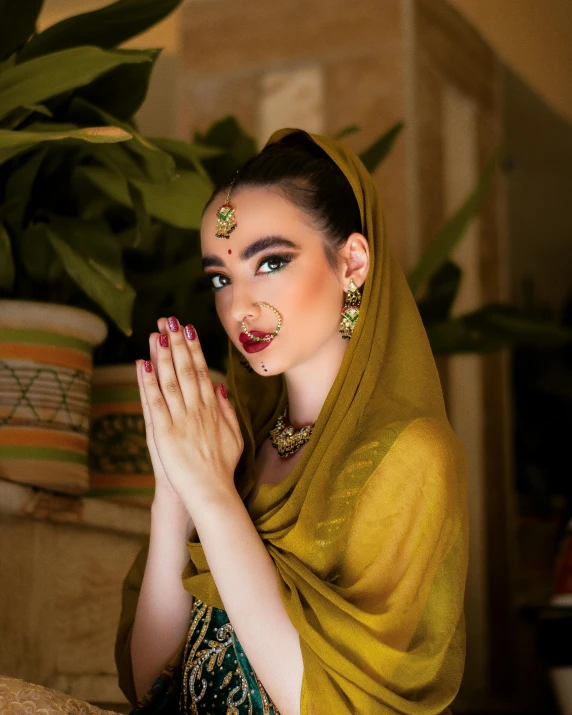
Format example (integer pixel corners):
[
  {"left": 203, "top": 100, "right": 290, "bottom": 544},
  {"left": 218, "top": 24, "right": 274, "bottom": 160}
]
[{"left": 239, "top": 330, "right": 272, "bottom": 344}]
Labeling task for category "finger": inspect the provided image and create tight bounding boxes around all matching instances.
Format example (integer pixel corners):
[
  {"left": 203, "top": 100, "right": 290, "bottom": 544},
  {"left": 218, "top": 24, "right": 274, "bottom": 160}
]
[
  {"left": 135, "top": 359, "right": 154, "bottom": 437},
  {"left": 150, "top": 331, "right": 160, "bottom": 374},
  {"left": 164, "top": 316, "right": 201, "bottom": 410},
  {"left": 151, "top": 329, "right": 186, "bottom": 418},
  {"left": 182, "top": 322, "right": 217, "bottom": 405},
  {"left": 216, "top": 382, "right": 243, "bottom": 444},
  {"left": 152, "top": 318, "right": 168, "bottom": 373},
  {"left": 139, "top": 357, "right": 173, "bottom": 431}
]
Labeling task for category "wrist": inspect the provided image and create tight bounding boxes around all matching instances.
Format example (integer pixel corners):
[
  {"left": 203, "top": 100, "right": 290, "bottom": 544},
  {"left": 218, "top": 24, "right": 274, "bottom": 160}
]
[
  {"left": 152, "top": 486, "right": 190, "bottom": 515},
  {"left": 180, "top": 481, "right": 239, "bottom": 521}
]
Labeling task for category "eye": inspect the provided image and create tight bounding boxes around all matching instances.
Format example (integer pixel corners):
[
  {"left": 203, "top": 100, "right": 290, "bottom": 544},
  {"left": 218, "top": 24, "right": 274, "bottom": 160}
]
[{"left": 208, "top": 254, "right": 293, "bottom": 292}]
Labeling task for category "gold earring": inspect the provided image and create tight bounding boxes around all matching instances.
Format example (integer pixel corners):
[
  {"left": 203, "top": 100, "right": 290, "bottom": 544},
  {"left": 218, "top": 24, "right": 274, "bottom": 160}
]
[{"left": 339, "top": 278, "right": 361, "bottom": 339}]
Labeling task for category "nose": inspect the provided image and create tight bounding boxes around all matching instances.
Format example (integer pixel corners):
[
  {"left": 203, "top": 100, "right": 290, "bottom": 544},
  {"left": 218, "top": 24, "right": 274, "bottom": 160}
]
[{"left": 230, "top": 293, "right": 262, "bottom": 329}]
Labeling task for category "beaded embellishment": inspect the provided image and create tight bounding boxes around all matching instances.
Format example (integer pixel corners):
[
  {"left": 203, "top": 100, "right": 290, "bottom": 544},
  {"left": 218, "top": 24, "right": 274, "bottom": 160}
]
[
  {"left": 215, "top": 203, "right": 237, "bottom": 240},
  {"left": 180, "top": 598, "right": 281, "bottom": 714},
  {"left": 269, "top": 404, "right": 313, "bottom": 459},
  {"left": 339, "top": 278, "right": 361, "bottom": 339}
]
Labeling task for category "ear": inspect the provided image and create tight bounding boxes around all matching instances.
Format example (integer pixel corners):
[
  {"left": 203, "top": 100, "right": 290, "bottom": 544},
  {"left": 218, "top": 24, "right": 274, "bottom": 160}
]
[{"left": 341, "top": 232, "right": 369, "bottom": 288}]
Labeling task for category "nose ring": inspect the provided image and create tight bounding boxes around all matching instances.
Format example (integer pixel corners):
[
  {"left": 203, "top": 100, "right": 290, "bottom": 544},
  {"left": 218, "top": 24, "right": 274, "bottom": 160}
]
[{"left": 241, "top": 302, "right": 282, "bottom": 342}]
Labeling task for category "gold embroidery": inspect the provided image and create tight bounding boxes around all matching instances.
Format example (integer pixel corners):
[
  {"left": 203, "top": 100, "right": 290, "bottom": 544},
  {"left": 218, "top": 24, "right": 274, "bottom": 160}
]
[
  {"left": 251, "top": 670, "right": 281, "bottom": 715},
  {"left": 181, "top": 599, "right": 253, "bottom": 714}
]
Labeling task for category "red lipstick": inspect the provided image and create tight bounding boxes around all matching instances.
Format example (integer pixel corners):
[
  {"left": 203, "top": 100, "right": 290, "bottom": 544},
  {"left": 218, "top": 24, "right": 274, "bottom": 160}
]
[{"left": 240, "top": 330, "right": 273, "bottom": 353}]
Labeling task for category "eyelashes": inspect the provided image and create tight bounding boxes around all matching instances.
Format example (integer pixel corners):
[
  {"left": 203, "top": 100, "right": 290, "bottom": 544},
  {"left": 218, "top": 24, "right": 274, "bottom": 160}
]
[{"left": 207, "top": 253, "right": 294, "bottom": 292}]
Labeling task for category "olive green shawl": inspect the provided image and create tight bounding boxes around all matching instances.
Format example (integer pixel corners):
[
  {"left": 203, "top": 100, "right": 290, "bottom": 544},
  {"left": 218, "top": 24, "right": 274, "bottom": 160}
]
[{"left": 117, "top": 128, "right": 469, "bottom": 714}]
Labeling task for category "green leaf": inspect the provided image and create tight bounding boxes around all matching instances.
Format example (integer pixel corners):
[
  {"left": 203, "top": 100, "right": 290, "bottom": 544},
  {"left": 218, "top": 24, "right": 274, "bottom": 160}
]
[
  {"left": 77, "top": 48, "right": 161, "bottom": 120},
  {"left": 358, "top": 122, "right": 403, "bottom": 174},
  {"left": 19, "top": 222, "right": 64, "bottom": 285},
  {"left": 333, "top": 124, "right": 360, "bottom": 140},
  {"left": 80, "top": 165, "right": 213, "bottom": 229},
  {"left": 194, "top": 115, "right": 258, "bottom": 186},
  {"left": 0, "top": 222, "right": 14, "bottom": 292},
  {"left": 0, "top": 46, "right": 153, "bottom": 121},
  {"left": 0, "top": 103, "right": 53, "bottom": 130},
  {"left": 0, "top": 0, "right": 44, "bottom": 61},
  {"left": 42, "top": 217, "right": 135, "bottom": 335},
  {"left": 407, "top": 148, "right": 502, "bottom": 296},
  {"left": 18, "top": 0, "right": 183, "bottom": 61},
  {"left": 425, "top": 304, "right": 572, "bottom": 355},
  {"left": 69, "top": 97, "right": 175, "bottom": 183},
  {"left": 417, "top": 261, "right": 462, "bottom": 323},
  {"left": 2, "top": 146, "right": 47, "bottom": 230},
  {"left": 150, "top": 136, "right": 221, "bottom": 183},
  {"left": 0, "top": 124, "right": 132, "bottom": 164}
]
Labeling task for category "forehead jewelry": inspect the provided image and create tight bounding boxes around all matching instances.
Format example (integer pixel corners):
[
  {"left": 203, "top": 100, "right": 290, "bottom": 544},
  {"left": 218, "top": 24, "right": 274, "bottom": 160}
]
[
  {"left": 215, "top": 170, "right": 239, "bottom": 240},
  {"left": 241, "top": 302, "right": 282, "bottom": 342}
]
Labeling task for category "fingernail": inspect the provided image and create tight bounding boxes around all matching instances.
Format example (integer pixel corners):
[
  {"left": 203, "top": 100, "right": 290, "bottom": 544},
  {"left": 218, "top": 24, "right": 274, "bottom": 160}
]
[
  {"left": 220, "top": 382, "right": 227, "bottom": 399},
  {"left": 159, "top": 334, "right": 169, "bottom": 348},
  {"left": 143, "top": 360, "right": 152, "bottom": 373},
  {"left": 184, "top": 324, "right": 196, "bottom": 341},
  {"left": 168, "top": 316, "right": 179, "bottom": 332}
]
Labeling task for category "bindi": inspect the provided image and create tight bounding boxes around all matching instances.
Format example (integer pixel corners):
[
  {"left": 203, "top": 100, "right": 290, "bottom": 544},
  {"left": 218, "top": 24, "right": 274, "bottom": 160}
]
[{"left": 228, "top": 249, "right": 232, "bottom": 254}]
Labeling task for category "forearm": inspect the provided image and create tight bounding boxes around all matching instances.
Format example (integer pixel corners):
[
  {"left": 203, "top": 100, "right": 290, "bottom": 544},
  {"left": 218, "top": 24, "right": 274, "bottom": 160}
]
[
  {"left": 131, "top": 489, "right": 195, "bottom": 702},
  {"left": 186, "top": 486, "right": 304, "bottom": 715}
]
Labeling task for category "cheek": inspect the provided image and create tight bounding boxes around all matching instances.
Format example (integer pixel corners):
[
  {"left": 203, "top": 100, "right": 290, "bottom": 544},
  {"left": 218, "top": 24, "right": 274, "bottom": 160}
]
[{"left": 288, "top": 266, "right": 340, "bottom": 327}]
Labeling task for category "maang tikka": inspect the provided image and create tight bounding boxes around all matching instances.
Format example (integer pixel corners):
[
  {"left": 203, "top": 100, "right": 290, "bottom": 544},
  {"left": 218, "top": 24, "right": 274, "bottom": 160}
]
[{"left": 215, "top": 170, "right": 240, "bottom": 240}]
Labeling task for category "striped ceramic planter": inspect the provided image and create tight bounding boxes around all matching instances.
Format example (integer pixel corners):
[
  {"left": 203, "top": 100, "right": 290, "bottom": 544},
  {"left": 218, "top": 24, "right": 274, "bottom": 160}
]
[
  {"left": 0, "top": 300, "right": 107, "bottom": 494},
  {"left": 88, "top": 362, "right": 226, "bottom": 507}
]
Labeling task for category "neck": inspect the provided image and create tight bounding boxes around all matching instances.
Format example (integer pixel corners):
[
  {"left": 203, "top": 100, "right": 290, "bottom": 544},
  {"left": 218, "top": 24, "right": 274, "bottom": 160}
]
[{"left": 283, "top": 331, "right": 349, "bottom": 429}]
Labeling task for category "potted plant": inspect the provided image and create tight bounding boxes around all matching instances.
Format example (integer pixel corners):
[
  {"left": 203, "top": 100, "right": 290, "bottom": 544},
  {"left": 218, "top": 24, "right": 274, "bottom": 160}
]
[{"left": 0, "top": 0, "right": 198, "bottom": 495}]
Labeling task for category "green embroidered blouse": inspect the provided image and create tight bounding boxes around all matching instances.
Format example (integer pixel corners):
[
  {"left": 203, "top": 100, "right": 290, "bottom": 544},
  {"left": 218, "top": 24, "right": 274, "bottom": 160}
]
[{"left": 130, "top": 597, "right": 281, "bottom": 714}]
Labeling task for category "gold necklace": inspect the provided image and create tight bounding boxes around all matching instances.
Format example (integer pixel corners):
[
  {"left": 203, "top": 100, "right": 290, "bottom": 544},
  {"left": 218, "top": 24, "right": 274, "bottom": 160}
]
[{"left": 269, "top": 404, "right": 314, "bottom": 458}]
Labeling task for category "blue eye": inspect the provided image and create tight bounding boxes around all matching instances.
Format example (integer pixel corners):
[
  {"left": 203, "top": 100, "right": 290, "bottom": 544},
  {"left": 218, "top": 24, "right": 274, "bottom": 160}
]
[{"left": 209, "top": 254, "right": 293, "bottom": 292}]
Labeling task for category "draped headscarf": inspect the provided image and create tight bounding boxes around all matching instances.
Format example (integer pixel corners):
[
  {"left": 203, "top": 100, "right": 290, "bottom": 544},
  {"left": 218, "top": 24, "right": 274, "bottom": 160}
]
[{"left": 116, "top": 128, "right": 469, "bottom": 714}]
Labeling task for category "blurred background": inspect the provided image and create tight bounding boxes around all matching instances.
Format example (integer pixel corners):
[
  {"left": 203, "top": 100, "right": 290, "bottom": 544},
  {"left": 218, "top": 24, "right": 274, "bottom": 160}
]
[{"left": 1, "top": 0, "right": 572, "bottom": 713}]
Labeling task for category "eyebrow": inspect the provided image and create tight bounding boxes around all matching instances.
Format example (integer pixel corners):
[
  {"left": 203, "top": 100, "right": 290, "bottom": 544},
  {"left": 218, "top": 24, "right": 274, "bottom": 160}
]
[{"left": 202, "top": 235, "right": 300, "bottom": 270}]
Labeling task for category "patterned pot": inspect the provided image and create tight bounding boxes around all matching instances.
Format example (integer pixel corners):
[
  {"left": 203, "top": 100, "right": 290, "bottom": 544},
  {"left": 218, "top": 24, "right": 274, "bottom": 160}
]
[
  {"left": 0, "top": 299, "right": 107, "bottom": 494},
  {"left": 88, "top": 362, "right": 226, "bottom": 507}
]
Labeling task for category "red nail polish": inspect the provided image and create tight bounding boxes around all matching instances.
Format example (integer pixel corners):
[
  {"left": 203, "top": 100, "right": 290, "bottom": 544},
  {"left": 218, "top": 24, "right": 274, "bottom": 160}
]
[
  {"left": 159, "top": 334, "right": 169, "bottom": 348},
  {"left": 220, "top": 382, "right": 227, "bottom": 399},
  {"left": 168, "top": 316, "right": 179, "bottom": 332},
  {"left": 144, "top": 360, "right": 152, "bottom": 373},
  {"left": 184, "top": 324, "right": 196, "bottom": 341}
]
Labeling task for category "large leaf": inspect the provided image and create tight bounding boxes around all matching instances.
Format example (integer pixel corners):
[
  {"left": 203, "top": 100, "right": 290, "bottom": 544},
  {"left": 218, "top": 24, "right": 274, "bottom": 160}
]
[
  {"left": 0, "top": 222, "right": 14, "bottom": 292},
  {"left": 69, "top": 97, "right": 175, "bottom": 183},
  {"left": 18, "top": 0, "right": 183, "bottom": 62},
  {"left": 0, "top": 46, "right": 153, "bottom": 121},
  {"left": 334, "top": 124, "right": 360, "bottom": 141},
  {"left": 358, "top": 122, "right": 403, "bottom": 174},
  {"left": 407, "top": 148, "right": 502, "bottom": 296},
  {"left": 40, "top": 217, "right": 135, "bottom": 334},
  {"left": 416, "top": 261, "right": 462, "bottom": 324},
  {"left": 150, "top": 136, "right": 222, "bottom": 182},
  {"left": 2, "top": 146, "right": 47, "bottom": 230},
  {"left": 80, "top": 165, "right": 213, "bottom": 229},
  {"left": 77, "top": 48, "right": 161, "bottom": 120},
  {"left": 0, "top": 0, "right": 44, "bottom": 61},
  {"left": 0, "top": 124, "right": 131, "bottom": 164},
  {"left": 426, "top": 305, "right": 572, "bottom": 355},
  {"left": 194, "top": 115, "right": 258, "bottom": 186}
]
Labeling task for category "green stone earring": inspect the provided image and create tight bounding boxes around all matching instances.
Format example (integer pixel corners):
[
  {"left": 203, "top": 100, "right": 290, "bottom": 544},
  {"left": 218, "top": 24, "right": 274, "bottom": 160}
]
[{"left": 339, "top": 278, "right": 361, "bottom": 339}]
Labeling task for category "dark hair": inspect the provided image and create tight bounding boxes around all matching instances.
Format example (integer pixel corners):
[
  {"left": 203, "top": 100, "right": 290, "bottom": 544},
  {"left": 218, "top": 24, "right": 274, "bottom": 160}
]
[{"left": 203, "top": 131, "right": 362, "bottom": 276}]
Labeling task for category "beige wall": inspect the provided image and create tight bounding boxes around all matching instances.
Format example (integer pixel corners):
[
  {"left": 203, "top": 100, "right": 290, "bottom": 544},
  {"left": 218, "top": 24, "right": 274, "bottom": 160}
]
[{"left": 447, "top": 0, "right": 572, "bottom": 127}]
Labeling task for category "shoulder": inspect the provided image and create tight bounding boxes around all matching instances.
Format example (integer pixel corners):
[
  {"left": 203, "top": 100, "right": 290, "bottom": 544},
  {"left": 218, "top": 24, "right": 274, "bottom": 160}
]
[{"left": 356, "top": 417, "right": 467, "bottom": 511}]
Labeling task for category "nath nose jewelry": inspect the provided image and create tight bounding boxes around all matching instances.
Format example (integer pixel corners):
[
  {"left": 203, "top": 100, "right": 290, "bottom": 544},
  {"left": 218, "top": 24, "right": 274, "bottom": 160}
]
[{"left": 241, "top": 302, "right": 282, "bottom": 342}]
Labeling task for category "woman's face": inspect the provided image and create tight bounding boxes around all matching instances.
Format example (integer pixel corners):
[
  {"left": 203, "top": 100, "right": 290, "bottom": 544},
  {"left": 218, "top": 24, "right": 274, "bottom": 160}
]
[{"left": 200, "top": 187, "right": 346, "bottom": 376}]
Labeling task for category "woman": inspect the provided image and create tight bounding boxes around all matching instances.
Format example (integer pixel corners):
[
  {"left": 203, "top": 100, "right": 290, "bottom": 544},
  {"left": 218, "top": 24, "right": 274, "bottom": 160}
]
[{"left": 114, "top": 127, "right": 469, "bottom": 715}]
